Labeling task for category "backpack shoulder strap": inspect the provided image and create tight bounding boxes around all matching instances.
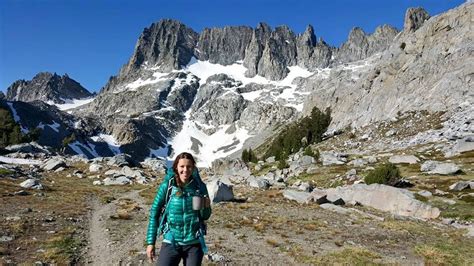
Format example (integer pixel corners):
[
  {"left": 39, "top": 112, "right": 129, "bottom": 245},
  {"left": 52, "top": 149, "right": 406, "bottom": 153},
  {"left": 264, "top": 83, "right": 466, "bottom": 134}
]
[{"left": 158, "top": 175, "right": 174, "bottom": 236}]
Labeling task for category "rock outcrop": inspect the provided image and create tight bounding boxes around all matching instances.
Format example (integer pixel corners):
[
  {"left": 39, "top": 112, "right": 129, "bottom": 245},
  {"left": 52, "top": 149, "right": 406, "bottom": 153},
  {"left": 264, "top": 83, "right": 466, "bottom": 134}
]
[
  {"left": 303, "top": 3, "right": 473, "bottom": 131},
  {"left": 404, "top": 7, "right": 431, "bottom": 32}
]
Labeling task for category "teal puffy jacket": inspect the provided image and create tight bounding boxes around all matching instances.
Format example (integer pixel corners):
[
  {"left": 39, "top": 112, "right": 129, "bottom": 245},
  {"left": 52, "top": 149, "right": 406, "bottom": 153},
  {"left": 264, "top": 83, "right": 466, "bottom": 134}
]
[{"left": 146, "top": 169, "right": 211, "bottom": 246}]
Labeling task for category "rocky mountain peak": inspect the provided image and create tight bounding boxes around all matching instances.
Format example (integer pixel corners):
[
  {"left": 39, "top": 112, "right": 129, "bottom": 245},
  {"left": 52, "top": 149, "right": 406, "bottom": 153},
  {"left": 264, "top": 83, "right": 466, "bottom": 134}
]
[
  {"left": 404, "top": 7, "right": 430, "bottom": 32},
  {"left": 122, "top": 19, "right": 198, "bottom": 77},
  {"left": 348, "top": 27, "right": 367, "bottom": 42},
  {"left": 333, "top": 24, "right": 399, "bottom": 64},
  {"left": 6, "top": 72, "right": 92, "bottom": 104},
  {"left": 300, "top": 25, "right": 317, "bottom": 46}
]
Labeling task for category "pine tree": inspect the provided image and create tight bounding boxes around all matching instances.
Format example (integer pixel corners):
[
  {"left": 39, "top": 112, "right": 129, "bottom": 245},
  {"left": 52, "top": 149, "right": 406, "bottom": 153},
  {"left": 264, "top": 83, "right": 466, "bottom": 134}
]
[{"left": 241, "top": 148, "right": 249, "bottom": 163}]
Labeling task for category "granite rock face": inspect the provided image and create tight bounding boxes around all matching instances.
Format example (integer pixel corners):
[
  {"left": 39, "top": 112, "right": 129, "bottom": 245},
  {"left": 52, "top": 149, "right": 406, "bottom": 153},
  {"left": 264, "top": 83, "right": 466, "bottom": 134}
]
[
  {"left": 124, "top": 19, "right": 198, "bottom": 75},
  {"left": 6, "top": 72, "right": 92, "bottom": 104},
  {"left": 296, "top": 25, "right": 332, "bottom": 70},
  {"left": 332, "top": 25, "right": 399, "bottom": 64},
  {"left": 304, "top": 3, "right": 473, "bottom": 131},
  {"left": 197, "top": 26, "right": 253, "bottom": 65},
  {"left": 404, "top": 7, "right": 431, "bottom": 32}
]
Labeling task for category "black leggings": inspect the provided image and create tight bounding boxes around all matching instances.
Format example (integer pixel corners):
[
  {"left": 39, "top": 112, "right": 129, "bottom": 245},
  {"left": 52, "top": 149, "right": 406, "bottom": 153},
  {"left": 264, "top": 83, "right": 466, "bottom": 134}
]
[{"left": 157, "top": 242, "right": 203, "bottom": 266}]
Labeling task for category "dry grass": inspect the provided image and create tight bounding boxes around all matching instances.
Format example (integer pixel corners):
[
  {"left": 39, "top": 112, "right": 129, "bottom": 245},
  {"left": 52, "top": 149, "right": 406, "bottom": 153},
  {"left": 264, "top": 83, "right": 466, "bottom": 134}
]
[
  {"left": 110, "top": 210, "right": 132, "bottom": 220},
  {"left": 415, "top": 245, "right": 453, "bottom": 265},
  {"left": 265, "top": 238, "right": 280, "bottom": 247},
  {"left": 0, "top": 163, "right": 118, "bottom": 263},
  {"left": 301, "top": 247, "right": 382, "bottom": 265},
  {"left": 39, "top": 228, "right": 81, "bottom": 264},
  {"left": 380, "top": 218, "right": 474, "bottom": 264},
  {"left": 414, "top": 239, "right": 474, "bottom": 265}
]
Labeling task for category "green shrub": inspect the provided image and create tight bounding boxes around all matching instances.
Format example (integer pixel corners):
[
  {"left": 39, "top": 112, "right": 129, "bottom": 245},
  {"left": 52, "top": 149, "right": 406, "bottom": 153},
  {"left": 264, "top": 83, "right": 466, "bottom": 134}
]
[
  {"left": 0, "top": 168, "right": 14, "bottom": 176},
  {"left": 62, "top": 133, "right": 76, "bottom": 147},
  {"left": 303, "top": 147, "right": 320, "bottom": 161},
  {"left": 265, "top": 106, "right": 331, "bottom": 161},
  {"left": 364, "top": 163, "right": 401, "bottom": 186},
  {"left": 241, "top": 149, "right": 249, "bottom": 162},
  {"left": 277, "top": 158, "right": 289, "bottom": 169},
  {"left": 242, "top": 148, "right": 258, "bottom": 163},
  {"left": 0, "top": 107, "right": 40, "bottom": 147}
]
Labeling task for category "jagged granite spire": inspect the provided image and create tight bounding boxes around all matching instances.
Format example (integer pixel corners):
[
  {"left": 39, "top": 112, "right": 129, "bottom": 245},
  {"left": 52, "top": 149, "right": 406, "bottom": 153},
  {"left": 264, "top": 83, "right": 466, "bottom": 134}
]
[
  {"left": 333, "top": 25, "right": 399, "bottom": 64},
  {"left": 404, "top": 7, "right": 430, "bottom": 32},
  {"left": 243, "top": 22, "right": 272, "bottom": 77},
  {"left": 297, "top": 25, "right": 332, "bottom": 70},
  {"left": 123, "top": 19, "right": 198, "bottom": 75}
]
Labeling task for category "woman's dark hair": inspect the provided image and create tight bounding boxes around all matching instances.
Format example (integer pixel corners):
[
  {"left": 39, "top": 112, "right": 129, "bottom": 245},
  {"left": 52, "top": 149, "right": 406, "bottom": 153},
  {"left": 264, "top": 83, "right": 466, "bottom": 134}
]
[{"left": 172, "top": 152, "right": 196, "bottom": 187}]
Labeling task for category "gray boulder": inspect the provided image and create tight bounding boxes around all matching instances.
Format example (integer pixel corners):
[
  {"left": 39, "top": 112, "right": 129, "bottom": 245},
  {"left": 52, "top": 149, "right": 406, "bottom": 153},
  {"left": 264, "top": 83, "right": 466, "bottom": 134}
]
[
  {"left": 211, "top": 159, "right": 251, "bottom": 179},
  {"left": 282, "top": 189, "right": 313, "bottom": 204},
  {"left": 141, "top": 158, "right": 167, "bottom": 174},
  {"left": 107, "top": 154, "right": 132, "bottom": 167},
  {"left": 103, "top": 176, "right": 131, "bottom": 186},
  {"left": 320, "top": 152, "right": 347, "bottom": 166},
  {"left": 417, "top": 190, "right": 433, "bottom": 197},
  {"left": 207, "top": 179, "right": 234, "bottom": 203},
  {"left": 449, "top": 181, "right": 473, "bottom": 191},
  {"left": 41, "top": 158, "right": 66, "bottom": 171},
  {"left": 325, "top": 184, "right": 440, "bottom": 219},
  {"left": 445, "top": 136, "right": 474, "bottom": 157},
  {"left": 348, "top": 159, "right": 367, "bottom": 167},
  {"left": 89, "top": 164, "right": 103, "bottom": 173},
  {"left": 389, "top": 155, "right": 419, "bottom": 164},
  {"left": 310, "top": 188, "right": 329, "bottom": 204},
  {"left": 421, "top": 161, "right": 460, "bottom": 175},
  {"left": 265, "top": 156, "right": 276, "bottom": 163},
  {"left": 120, "top": 166, "right": 144, "bottom": 178},
  {"left": 247, "top": 176, "right": 271, "bottom": 190},
  {"left": 20, "top": 179, "right": 43, "bottom": 190}
]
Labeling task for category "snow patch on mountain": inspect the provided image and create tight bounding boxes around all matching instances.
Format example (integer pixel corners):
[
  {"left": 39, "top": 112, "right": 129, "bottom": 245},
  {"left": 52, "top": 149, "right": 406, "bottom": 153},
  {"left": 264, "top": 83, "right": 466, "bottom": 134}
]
[
  {"left": 47, "top": 97, "right": 95, "bottom": 111},
  {"left": 0, "top": 156, "right": 41, "bottom": 165},
  {"left": 170, "top": 73, "right": 198, "bottom": 93},
  {"left": 68, "top": 141, "right": 100, "bottom": 157},
  {"left": 125, "top": 71, "right": 171, "bottom": 91},
  {"left": 171, "top": 111, "right": 252, "bottom": 167},
  {"left": 185, "top": 58, "right": 313, "bottom": 88},
  {"left": 37, "top": 121, "right": 61, "bottom": 133},
  {"left": 6, "top": 102, "right": 29, "bottom": 133},
  {"left": 91, "top": 134, "right": 121, "bottom": 155}
]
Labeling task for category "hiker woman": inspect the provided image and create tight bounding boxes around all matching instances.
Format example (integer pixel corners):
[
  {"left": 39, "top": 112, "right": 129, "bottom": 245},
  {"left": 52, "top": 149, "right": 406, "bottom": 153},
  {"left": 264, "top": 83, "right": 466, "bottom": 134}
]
[{"left": 146, "top": 152, "right": 212, "bottom": 266}]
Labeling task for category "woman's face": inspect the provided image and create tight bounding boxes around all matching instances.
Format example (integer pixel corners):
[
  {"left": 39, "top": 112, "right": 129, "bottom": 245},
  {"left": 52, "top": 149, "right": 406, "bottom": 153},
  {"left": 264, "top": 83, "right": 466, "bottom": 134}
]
[{"left": 176, "top": 158, "right": 194, "bottom": 184}]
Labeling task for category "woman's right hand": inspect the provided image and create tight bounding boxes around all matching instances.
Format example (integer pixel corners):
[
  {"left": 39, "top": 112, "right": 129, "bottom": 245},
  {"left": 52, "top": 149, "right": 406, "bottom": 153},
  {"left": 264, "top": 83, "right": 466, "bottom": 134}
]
[{"left": 146, "top": 245, "right": 155, "bottom": 263}]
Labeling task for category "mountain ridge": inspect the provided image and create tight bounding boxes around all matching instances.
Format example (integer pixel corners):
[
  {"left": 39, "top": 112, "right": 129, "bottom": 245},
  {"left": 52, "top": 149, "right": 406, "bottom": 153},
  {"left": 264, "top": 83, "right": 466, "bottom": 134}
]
[{"left": 2, "top": 3, "right": 472, "bottom": 167}]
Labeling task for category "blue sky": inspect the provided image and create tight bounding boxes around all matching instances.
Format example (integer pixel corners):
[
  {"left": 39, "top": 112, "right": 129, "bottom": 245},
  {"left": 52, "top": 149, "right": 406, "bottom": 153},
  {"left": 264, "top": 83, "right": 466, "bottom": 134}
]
[{"left": 0, "top": 0, "right": 466, "bottom": 93}]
